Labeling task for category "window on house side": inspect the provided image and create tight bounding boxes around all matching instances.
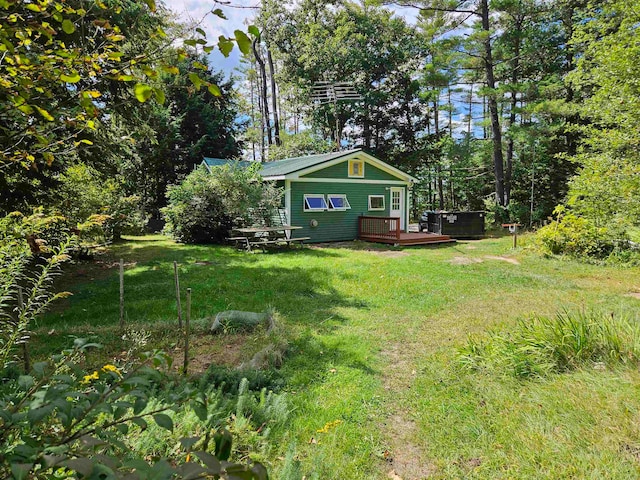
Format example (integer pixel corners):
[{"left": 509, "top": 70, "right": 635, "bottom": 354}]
[
  {"left": 368, "top": 195, "right": 385, "bottom": 211},
  {"left": 348, "top": 160, "right": 364, "bottom": 178},
  {"left": 327, "top": 194, "right": 351, "bottom": 210},
  {"left": 304, "top": 194, "right": 328, "bottom": 211}
]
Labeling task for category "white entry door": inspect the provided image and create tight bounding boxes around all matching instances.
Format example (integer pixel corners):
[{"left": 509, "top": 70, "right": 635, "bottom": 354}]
[{"left": 389, "top": 187, "right": 405, "bottom": 231}]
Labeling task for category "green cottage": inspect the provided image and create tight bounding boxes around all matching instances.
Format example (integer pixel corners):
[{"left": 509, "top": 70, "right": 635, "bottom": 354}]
[{"left": 258, "top": 149, "right": 417, "bottom": 243}]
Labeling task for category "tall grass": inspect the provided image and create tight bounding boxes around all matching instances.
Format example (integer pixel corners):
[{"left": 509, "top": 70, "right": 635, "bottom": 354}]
[{"left": 460, "top": 309, "right": 640, "bottom": 378}]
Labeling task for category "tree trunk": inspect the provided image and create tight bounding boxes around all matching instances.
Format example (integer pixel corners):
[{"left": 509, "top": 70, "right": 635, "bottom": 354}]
[
  {"left": 250, "top": 67, "right": 256, "bottom": 162},
  {"left": 363, "top": 103, "right": 371, "bottom": 149},
  {"left": 448, "top": 85, "right": 453, "bottom": 136},
  {"left": 562, "top": 4, "right": 580, "bottom": 157},
  {"left": 434, "top": 97, "right": 444, "bottom": 210},
  {"left": 481, "top": 0, "right": 506, "bottom": 207},
  {"left": 266, "top": 49, "right": 281, "bottom": 146},
  {"left": 252, "top": 38, "right": 272, "bottom": 148},
  {"left": 256, "top": 70, "right": 265, "bottom": 161},
  {"left": 467, "top": 83, "right": 473, "bottom": 136},
  {"left": 505, "top": 17, "right": 523, "bottom": 206}
]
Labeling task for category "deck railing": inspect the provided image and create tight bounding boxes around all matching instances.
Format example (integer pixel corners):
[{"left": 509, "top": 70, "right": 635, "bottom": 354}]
[{"left": 358, "top": 216, "right": 401, "bottom": 240}]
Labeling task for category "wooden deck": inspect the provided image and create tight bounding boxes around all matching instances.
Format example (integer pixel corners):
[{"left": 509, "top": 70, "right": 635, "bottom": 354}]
[
  {"left": 357, "top": 216, "right": 455, "bottom": 245},
  {"left": 359, "top": 231, "right": 455, "bottom": 246}
]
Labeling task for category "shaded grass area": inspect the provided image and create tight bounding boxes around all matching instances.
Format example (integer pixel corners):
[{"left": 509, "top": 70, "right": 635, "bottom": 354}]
[{"left": 37, "top": 234, "right": 640, "bottom": 478}]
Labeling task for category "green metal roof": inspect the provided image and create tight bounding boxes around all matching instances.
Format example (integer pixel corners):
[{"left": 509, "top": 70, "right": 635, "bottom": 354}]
[
  {"left": 202, "top": 149, "right": 415, "bottom": 182},
  {"left": 259, "top": 149, "right": 361, "bottom": 177},
  {"left": 202, "top": 157, "right": 252, "bottom": 169}
]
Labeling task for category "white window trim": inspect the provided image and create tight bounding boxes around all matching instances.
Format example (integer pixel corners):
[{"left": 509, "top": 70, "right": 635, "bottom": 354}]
[
  {"left": 348, "top": 159, "right": 365, "bottom": 178},
  {"left": 327, "top": 194, "right": 351, "bottom": 211},
  {"left": 303, "top": 194, "right": 328, "bottom": 212},
  {"left": 368, "top": 195, "right": 385, "bottom": 211}
]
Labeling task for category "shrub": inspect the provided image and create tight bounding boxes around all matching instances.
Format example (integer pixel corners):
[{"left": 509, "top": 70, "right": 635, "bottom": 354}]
[
  {"left": 57, "top": 163, "right": 147, "bottom": 242},
  {"left": 459, "top": 309, "right": 640, "bottom": 379},
  {"left": 535, "top": 206, "right": 635, "bottom": 260},
  {"left": 128, "top": 376, "right": 288, "bottom": 467},
  {"left": 162, "top": 164, "right": 282, "bottom": 244},
  {"left": 0, "top": 211, "right": 72, "bottom": 369},
  {"left": 0, "top": 344, "right": 270, "bottom": 479}
]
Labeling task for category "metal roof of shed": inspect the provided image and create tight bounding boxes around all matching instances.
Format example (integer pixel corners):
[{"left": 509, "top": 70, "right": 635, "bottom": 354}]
[
  {"left": 202, "top": 157, "right": 252, "bottom": 169},
  {"left": 202, "top": 149, "right": 416, "bottom": 182},
  {"left": 259, "top": 149, "right": 360, "bottom": 177}
]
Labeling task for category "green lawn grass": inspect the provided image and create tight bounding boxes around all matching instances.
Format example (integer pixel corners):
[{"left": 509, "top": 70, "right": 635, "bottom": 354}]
[{"left": 38, "top": 234, "right": 640, "bottom": 478}]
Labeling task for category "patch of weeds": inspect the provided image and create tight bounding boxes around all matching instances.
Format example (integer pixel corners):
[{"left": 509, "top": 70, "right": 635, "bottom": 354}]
[
  {"left": 128, "top": 377, "right": 289, "bottom": 467},
  {"left": 201, "top": 364, "right": 285, "bottom": 394},
  {"left": 230, "top": 377, "right": 290, "bottom": 462},
  {"left": 459, "top": 309, "right": 640, "bottom": 379}
]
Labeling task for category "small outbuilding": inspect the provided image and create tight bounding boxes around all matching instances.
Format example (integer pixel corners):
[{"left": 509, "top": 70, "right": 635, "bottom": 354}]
[
  {"left": 259, "top": 149, "right": 418, "bottom": 243},
  {"left": 203, "top": 149, "right": 454, "bottom": 245}
]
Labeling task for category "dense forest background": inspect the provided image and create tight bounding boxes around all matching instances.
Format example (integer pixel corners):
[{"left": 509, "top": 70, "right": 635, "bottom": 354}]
[
  {"left": 1, "top": 0, "right": 638, "bottom": 248},
  {"left": 241, "top": 0, "right": 639, "bottom": 231}
]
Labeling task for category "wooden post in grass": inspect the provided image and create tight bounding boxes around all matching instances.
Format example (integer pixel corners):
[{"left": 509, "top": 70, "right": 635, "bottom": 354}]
[
  {"left": 173, "top": 261, "right": 182, "bottom": 328},
  {"left": 183, "top": 288, "right": 191, "bottom": 376},
  {"left": 17, "top": 287, "right": 30, "bottom": 373},
  {"left": 501, "top": 223, "right": 521, "bottom": 249},
  {"left": 119, "top": 258, "right": 124, "bottom": 332}
]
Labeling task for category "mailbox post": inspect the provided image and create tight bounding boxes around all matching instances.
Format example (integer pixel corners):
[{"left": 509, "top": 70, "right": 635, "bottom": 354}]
[{"left": 502, "top": 223, "right": 523, "bottom": 249}]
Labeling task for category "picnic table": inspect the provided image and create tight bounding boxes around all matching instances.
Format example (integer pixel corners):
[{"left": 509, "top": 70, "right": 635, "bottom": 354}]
[{"left": 229, "top": 226, "right": 310, "bottom": 252}]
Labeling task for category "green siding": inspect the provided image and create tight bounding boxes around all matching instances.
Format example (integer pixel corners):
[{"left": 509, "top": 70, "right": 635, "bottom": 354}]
[
  {"left": 301, "top": 159, "right": 401, "bottom": 181},
  {"left": 289, "top": 181, "right": 407, "bottom": 242}
]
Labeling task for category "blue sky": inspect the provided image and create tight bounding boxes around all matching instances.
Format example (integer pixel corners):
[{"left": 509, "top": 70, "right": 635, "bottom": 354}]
[
  {"left": 162, "top": 0, "right": 420, "bottom": 77},
  {"left": 161, "top": 1, "right": 478, "bottom": 136}
]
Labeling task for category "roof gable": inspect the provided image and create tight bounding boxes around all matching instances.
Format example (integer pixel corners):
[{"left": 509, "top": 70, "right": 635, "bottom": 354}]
[
  {"left": 259, "top": 149, "right": 360, "bottom": 177},
  {"left": 301, "top": 158, "right": 400, "bottom": 182},
  {"left": 259, "top": 149, "right": 416, "bottom": 182}
]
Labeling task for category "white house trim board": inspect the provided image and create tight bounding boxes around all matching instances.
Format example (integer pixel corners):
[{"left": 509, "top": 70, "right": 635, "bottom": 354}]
[
  {"left": 263, "top": 175, "right": 286, "bottom": 181},
  {"left": 288, "top": 178, "right": 410, "bottom": 185},
  {"left": 406, "top": 189, "right": 410, "bottom": 230},
  {"left": 357, "top": 151, "right": 419, "bottom": 183},
  {"left": 390, "top": 187, "right": 405, "bottom": 230},
  {"left": 284, "top": 179, "right": 291, "bottom": 227}
]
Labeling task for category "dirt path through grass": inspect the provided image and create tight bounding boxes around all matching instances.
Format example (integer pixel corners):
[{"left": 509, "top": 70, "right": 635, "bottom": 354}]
[{"left": 382, "top": 342, "right": 436, "bottom": 479}]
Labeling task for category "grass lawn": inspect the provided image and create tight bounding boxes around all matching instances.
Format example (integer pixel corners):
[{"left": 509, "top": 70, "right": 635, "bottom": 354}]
[{"left": 38, "top": 234, "right": 640, "bottom": 479}]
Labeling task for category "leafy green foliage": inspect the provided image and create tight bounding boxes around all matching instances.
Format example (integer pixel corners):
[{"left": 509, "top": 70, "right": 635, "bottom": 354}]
[
  {"left": 0, "top": 212, "right": 72, "bottom": 369},
  {"left": 117, "top": 53, "right": 244, "bottom": 226},
  {"left": 162, "top": 165, "right": 282, "bottom": 244},
  {"left": 258, "top": 1, "right": 427, "bottom": 155},
  {"left": 460, "top": 309, "right": 640, "bottom": 379},
  {"left": 202, "top": 365, "right": 285, "bottom": 396},
  {"left": 534, "top": 0, "right": 640, "bottom": 258},
  {"left": 0, "top": 0, "right": 253, "bottom": 170},
  {"left": 0, "top": 0, "right": 163, "bottom": 168},
  {"left": 57, "top": 163, "right": 146, "bottom": 242},
  {"left": 0, "top": 344, "right": 270, "bottom": 479},
  {"left": 266, "top": 131, "right": 333, "bottom": 162},
  {"left": 0, "top": 212, "right": 275, "bottom": 479},
  {"left": 535, "top": 207, "right": 635, "bottom": 261}
]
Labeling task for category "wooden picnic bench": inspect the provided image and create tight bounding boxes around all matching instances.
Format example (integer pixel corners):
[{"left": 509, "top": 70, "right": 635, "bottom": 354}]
[{"left": 229, "top": 226, "right": 309, "bottom": 252}]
